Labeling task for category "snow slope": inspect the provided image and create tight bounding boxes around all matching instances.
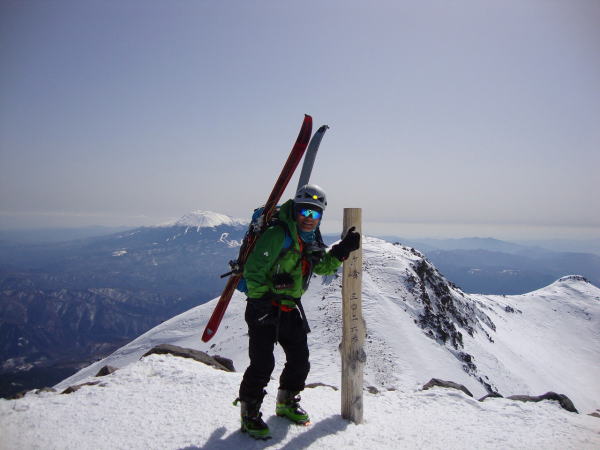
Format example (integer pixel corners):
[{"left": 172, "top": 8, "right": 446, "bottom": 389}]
[
  {"left": 2, "top": 237, "right": 599, "bottom": 449},
  {"left": 2, "top": 354, "right": 598, "bottom": 450},
  {"left": 467, "top": 275, "right": 600, "bottom": 412}
]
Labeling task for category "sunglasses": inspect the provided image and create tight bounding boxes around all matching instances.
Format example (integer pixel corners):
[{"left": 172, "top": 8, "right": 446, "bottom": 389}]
[{"left": 299, "top": 208, "right": 322, "bottom": 220}]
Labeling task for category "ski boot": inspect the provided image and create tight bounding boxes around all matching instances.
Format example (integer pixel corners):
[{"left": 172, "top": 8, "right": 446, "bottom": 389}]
[
  {"left": 234, "top": 396, "right": 271, "bottom": 440},
  {"left": 275, "top": 389, "right": 310, "bottom": 425}
]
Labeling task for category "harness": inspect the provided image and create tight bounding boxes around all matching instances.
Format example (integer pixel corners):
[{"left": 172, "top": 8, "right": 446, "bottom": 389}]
[{"left": 272, "top": 295, "right": 311, "bottom": 341}]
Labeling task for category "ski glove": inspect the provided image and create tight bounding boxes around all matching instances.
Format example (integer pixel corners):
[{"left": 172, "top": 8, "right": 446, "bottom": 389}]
[{"left": 330, "top": 227, "right": 361, "bottom": 261}]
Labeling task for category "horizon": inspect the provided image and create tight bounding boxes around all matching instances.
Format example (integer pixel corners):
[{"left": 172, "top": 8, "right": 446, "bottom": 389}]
[{"left": 2, "top": 212, "right": 600, "bottom": 245}]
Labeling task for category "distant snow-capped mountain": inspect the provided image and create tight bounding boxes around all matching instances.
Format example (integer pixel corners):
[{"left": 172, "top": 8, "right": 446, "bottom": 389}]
[
  {"left": 56, "top": 237, "right": 600, "bottom": 416},
  {"left": 157, "top": 210, "right": 247, "bottom": 229}
]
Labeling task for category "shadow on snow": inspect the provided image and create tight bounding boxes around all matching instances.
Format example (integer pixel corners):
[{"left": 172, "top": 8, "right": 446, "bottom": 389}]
[{"left": 181, "top": 414, "right": 349, "bottom": 449}]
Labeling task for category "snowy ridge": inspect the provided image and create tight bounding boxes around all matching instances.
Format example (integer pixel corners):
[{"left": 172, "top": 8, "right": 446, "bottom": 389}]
[
  {"left": 54, "top": 237, "right": 600, "bottom": 411},
  {"left": 156, "top": 210, "right": 246, "bottom": 229},
  {"left": 4, "top": 237, "right": 599, "bottom": 449}
]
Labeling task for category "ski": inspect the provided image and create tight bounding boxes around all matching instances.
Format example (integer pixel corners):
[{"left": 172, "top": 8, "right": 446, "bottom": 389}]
[
  {"left": 201, "top": 114, "right": 313, "bottom": 342},
  {"left": 296, "top": 125, "right": 329, "bottom": 191}
]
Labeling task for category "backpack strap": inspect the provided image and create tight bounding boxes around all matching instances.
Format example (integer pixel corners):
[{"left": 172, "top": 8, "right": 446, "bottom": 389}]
[{"left": 271, "top": 219, "right": 294, "bottom": 253}]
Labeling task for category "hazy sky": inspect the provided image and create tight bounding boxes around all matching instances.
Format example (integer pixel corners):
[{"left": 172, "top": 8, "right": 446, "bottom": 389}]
[{"left": 1, "top": 0, "right": 599, "bottom": 239}]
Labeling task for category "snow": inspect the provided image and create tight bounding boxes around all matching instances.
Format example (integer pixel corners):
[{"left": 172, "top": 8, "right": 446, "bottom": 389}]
[
  {"left": 468, "top": 275, "right": 600, "bottom": 410},
  {"left": 156, "top": 210, "right": 246, "bottom": 229},
  {"left": 219, "top": 232, "right": 242, "bottom": 248},
  {"left": 1, "top": 354, "right": 598, "bottom": 449},
  {"left": 2, "top": 237, "right": 600, "bottom": 449}
]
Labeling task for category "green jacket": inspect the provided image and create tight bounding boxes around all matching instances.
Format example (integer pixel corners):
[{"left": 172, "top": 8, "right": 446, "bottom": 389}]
[{"left": 243, "top": 199, "right": 342, "bottom": 300}]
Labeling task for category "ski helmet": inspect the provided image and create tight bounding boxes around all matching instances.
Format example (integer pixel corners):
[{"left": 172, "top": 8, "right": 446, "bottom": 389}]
[{"left": 294, "top": 184, "right": 327, "bottom": 211}]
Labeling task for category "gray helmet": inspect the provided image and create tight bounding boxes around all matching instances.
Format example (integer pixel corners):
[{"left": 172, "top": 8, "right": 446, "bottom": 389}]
[{"left": 294, "top": 184, "right": 327, "bottom": 211}]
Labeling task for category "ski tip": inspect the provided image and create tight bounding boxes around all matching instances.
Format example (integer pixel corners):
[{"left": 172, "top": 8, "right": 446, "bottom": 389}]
[
  {"left": 318, "top": 125, "right": 330, "bottom": 132},
  {"left": 201, "top": 329, "right": 214, "bottom": 342}
]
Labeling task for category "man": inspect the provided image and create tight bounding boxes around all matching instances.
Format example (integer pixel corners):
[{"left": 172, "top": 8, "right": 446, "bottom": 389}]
[{"left": 235, "top": 184, "right": 361, "bottom": 439}]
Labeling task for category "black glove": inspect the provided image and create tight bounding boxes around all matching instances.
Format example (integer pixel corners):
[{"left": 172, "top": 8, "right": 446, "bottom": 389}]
[{"left": 330, "top": 227, "right": 361, "bottom": 261}]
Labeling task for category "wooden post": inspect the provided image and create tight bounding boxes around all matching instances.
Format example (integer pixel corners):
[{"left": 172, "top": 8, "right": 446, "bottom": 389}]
[{"left": 341, "top": 208, "right": 365, "bottom": 424}]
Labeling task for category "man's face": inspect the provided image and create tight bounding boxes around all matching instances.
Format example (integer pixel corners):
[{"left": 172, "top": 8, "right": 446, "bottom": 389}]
[{"left": 296, "top": 208, "right": 321, "bottom": 232}]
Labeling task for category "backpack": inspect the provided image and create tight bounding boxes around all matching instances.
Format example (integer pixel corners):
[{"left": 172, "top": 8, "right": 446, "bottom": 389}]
[{"left": 235, "top": 206, "right": 294, "bottom": 293}]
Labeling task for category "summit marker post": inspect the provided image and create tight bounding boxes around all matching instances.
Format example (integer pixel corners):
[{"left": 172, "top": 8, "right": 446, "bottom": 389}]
[{"left": 341, "top": 208, "right": 365, "bottom": 424}]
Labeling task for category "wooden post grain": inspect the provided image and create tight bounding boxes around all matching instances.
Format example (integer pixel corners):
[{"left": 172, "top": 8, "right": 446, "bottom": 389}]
[{"left": 341, "top": 208, "right": 365, "bottom": 424}]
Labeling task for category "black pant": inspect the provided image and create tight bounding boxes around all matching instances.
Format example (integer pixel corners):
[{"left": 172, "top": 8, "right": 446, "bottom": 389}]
[{"left": 239, "top": 300, "right": 310, "bottom": 402}]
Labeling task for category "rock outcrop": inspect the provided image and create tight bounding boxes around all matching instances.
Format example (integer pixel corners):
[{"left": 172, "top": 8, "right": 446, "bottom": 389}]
[
  {"left": 142, "top": 344, "right": 233, "bottom": 372},
  {"left": 507, "top": 392, "right": 578, "bottom": 413},
  {"left": 422, "top": 378, "right": 474, "bottom": 397}
]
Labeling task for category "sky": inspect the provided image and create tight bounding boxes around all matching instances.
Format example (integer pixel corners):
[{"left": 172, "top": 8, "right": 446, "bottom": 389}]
[{"left": 1, "top": 0, "right": 599, "bottom": 239}]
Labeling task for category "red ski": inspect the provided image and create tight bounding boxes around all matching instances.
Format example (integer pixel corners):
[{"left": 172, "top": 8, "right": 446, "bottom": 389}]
[{"left": 201, "top": 115, "right": 313, "bottom": 342}]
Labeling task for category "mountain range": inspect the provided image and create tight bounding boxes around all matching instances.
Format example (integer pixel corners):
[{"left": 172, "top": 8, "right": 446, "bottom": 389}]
[
  {"left": 1, "top": 211, "right": 599, "bottom": 401},
  {"left": 0, "top": 211, "right": 246, "bottom": 397},
  {"left": 378, "top": 236, "right": 600, "bottom": 294}
]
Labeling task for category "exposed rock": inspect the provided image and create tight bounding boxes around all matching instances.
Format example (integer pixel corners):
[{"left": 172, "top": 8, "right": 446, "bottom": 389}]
[
  {"left": 212, "top": 355, "right": 235, "bottom": 372},
  {"left": 61, "top": 380, "right": 102, "bottom": 394},
  {"left": 305, "top": 382, "right": 338, "bottom": 391},
  {"left": 367, "top": 386, "right": 380, "bottom": 394},
  {"left": 557, "top": 275, "right": 588, "bottom": 283},
  {"left": 479, "top": 392, "right": 504, "bottom": 402},
  {"left": 95, "top": 365, "right": 118, "bottom": 377},
  {"left": 35, "top": 387, "right": 57, "bottom": 394},
  {"left": 507, "top": 392, "right": 578, "bottom": 413},
  {"left": 588, "top": 410, "right": 600, "bottom": 419},
  {"left": 411, "top": 259, "right": 495, "bottom": 354},
  {"left": 7, "top": 386, "right": 56, "bottom": 399},
  {"left": 422, "top": 378, "right": 474, "bottom": 397},
  {"left": 8, "top": 390, "right": 28, "bottom": 400},
  {"left": 457, "top": 352, "right": 476, "bottom": 372},
  {"left": 141, "top": 344, "right": 232, "bottom": 372},
  {"left": 475, "top": 376, "right": 495, "bottom": 394}
]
